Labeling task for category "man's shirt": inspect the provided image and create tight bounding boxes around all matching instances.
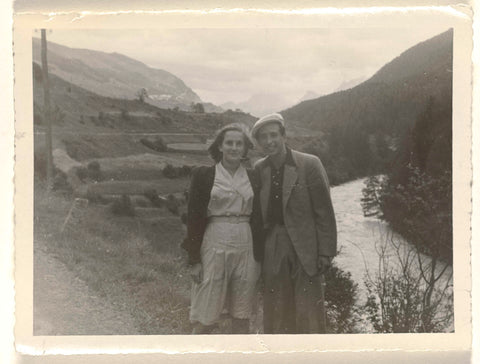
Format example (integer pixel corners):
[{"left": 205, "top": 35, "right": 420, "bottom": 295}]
[{"left": 266, "top": 147, "right": 295, "bottom": 226}]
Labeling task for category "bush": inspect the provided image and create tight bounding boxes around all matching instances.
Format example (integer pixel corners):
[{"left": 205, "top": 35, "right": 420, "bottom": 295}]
[
  {"left": 85, "top": 189, "right": 108, "bottom": 205},
  {"left": 75, "top": 166, "right": 88, "bottom": 182},
  {"left": 52, "top": 170, "right": 73, "bottom": 194},
  {"left": 324, "top": 264, "right": 360, "bottom": 333},
  {"left": 179, "top": 165, "right": 192, "bottom": 177},
  {"left": 144, "top": 188, "right": 164, "bottom": 208},
  {"left": 87, "top": 161, "right": 103, "bottom": 182},
  {"left": 165, "top": 194, "right": 179, "bottom": 215},
  {"left": 140, "top": 138, "right": 168, "bottom": 152},
  {"left": 162, "top": 164, "right": 178, "bottom": 179},
  {"left": 121, "top": 109, "right": 130, "bottom": 121},
  {"left": 363, "top": 233, "right": 453, "bottom": 333},
  {"left": 110, "top": 194, "right": 135, "bottom": 217}
]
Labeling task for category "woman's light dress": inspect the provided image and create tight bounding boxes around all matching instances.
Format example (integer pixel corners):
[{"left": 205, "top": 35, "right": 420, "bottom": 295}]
[{"left": 189, "top": 162, "right": 261, "bottom": 325}]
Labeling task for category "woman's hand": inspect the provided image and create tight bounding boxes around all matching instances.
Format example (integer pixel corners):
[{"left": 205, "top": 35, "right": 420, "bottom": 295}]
[{"left": 190, "top": 263, "right": 203, "bottom": 284}]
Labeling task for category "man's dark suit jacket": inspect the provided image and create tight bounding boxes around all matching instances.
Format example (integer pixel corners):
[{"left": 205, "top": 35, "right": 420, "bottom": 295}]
[{"left": 181, "top": 165, "right": 265, "bottom": 265}]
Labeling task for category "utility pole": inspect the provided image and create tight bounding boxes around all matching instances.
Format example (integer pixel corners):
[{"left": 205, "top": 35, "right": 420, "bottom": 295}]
[{"left": 41, "top": 29, "right": 53, "bottom": 190}]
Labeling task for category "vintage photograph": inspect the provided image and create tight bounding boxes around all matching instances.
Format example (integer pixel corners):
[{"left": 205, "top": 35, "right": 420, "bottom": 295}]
[{"left": 30, "top": 26, "right": 457, "bottom": 336}]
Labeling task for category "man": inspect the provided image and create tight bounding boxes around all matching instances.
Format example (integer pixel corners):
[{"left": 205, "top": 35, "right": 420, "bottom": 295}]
[{"left": 251, "top": 113, "right": 337, "bottom": 334}]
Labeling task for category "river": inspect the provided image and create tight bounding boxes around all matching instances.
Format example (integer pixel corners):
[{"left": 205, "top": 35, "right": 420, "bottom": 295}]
[{"left": 330, "top": 178, "right": 453, "bottom": 307}]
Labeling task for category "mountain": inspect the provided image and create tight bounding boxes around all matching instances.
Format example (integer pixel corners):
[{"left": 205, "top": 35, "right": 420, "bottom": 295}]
[
  {"left": 221, "top": 93, "right": 292, "bottom": 117},
  {"left": 281, "top": 29, "right": 452, "bottom": 185},
  {"left": 283, "top": 29, "right": 452, "bottom": 135},
  {"left": 298, "top": 90, "right": 320, "bottom": 103},
  {"left": 32, "top": 38, "right": 202, "bottom": 111},
  {"left": 333, "top": 76, "right": 367, "bottom": 92}
]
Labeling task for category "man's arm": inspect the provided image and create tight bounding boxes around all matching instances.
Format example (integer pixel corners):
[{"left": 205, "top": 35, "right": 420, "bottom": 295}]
[{"left": 306, "top": 156, "right": 337, "bottom": 262}]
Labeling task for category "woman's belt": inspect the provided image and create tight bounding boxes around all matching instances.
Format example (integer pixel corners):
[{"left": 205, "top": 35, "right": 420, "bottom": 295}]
[{"left": 208, "top": 215, "right": 250, "bottom": 223}]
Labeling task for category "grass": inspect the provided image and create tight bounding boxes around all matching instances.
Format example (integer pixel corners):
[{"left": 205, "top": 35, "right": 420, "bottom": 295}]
[
  {"left": 35, "top": 181, "right": 193, "bottom": 334},
  {"left": 83, "top": 152, "right": 210, "bottom": 181},
  {"left": 84, "top": 178, "right": 190, "bottom": 196}
]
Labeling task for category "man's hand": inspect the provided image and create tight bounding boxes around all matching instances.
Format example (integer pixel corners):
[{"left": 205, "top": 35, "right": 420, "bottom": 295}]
[
  {"left": 317, "top": 256, "right": 332, "bottom": 274},
  {"left": 190, "top": 263, "right": 203, "bottom": 284}
]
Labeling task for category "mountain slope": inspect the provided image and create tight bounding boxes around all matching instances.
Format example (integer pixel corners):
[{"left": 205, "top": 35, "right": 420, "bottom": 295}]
[
  {"left": 281, "top": 29, "right": 452, "bottom": 185},
  {"left": 32, "top": 38, "right": 202, "bottom": 110},
  {"left": 283, "top": 29, "right": 452, "bottom": 136}
]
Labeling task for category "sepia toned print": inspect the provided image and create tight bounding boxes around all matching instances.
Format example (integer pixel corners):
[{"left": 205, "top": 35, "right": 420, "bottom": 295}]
[{"left": 13, "top": 6, "right": 472, "bottom": 357}]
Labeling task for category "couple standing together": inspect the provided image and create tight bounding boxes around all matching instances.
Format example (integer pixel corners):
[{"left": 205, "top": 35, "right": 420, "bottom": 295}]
[{"left": 181, "top": 113, "right": 337, "bottom": 334}]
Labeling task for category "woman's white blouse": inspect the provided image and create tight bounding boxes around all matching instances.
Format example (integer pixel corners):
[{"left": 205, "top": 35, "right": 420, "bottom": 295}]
[{"left": 207, "top": 162, "right": 253, "bottom": 217}]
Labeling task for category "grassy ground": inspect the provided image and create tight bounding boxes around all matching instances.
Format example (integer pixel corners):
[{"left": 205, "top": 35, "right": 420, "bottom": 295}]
[
  {"left": 82, "top": 178, "right": 190, "bottom": 197},
  {"left": 35, "top": 180, "right": 193, "bottom": 334}
]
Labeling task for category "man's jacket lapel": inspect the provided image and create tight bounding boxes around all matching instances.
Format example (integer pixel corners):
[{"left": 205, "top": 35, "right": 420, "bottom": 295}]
[{"left": 260, "top": 164, "right": 271, "bottom": 224}]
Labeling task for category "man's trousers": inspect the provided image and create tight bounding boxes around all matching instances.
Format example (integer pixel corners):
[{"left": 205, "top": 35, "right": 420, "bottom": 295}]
[{"left": 263, "top": 224, "right": 326, "bottom": 334}]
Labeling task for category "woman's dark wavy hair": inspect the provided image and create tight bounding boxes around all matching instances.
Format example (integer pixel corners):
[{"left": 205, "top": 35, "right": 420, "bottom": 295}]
[{"left": 207, "top": 123, "right": 254, "bottom": 163}]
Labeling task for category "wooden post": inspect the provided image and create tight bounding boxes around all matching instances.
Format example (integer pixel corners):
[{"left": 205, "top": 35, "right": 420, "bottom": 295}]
[{"left": 41, "top": 29, "right": 54, "bottom": 190}]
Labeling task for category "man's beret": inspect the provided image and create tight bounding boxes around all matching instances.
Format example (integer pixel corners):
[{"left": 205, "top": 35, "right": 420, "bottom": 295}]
[{"left": 251, "top": 113, "right": 285, "bottom": 139}]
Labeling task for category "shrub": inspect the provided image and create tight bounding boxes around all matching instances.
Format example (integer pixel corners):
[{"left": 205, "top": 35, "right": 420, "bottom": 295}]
[
  {"left": 144, "top": 188, "right": 164, "bottom": 208},
  {"left": 179, "top": 165, "right": 192, "bottom": 177},
  {"left": 87, "top": 161, "right": 103, "bottom": 182},
  {"left": 166, "top": 194, "right": 179, "bottom": 215},
  {"left": 363, "top": 233, "right": 453, "bottom": 333},
  {"left": 121, "top": 109, "right": 130, "bottom": 121},
  {"left": 110, "top": 194, "right": 135, "bottom": 217},
  {"left": 163, "top": 164, "right": 178, "bottom": 179},
  {"left": 85, "top": 189, "right": 108, "bottom": 205},
  {"left": 52, "top": 170, "right": 73, "bottom": 194},
  {"left": 140, "top": 138, "right": 167, "bottom": 152},
  {"left": 75, "top": 166, "right": 88, "bottom": 182},
  {"left": 324, "top": 264, "right": 360, "bottom": 333}
]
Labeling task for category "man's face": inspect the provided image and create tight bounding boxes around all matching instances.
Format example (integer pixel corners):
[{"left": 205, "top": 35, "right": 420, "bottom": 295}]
[{"left": 256, "top": 122, "right": 286, "bottom": 157}]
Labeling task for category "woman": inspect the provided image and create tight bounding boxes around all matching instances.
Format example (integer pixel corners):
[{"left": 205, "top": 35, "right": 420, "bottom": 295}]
[{"left": 181, "top": 123, "right": 264, "bottom": 334}]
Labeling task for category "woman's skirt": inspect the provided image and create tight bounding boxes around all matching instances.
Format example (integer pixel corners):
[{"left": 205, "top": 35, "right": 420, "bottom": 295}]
[{"left": 189, "top": 218, "right": 261, "bottom": 325}]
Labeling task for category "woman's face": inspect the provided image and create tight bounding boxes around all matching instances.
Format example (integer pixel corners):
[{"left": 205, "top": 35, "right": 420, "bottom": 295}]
[{"left": 219, "top": 130, "right": 246, "bottom": 165}]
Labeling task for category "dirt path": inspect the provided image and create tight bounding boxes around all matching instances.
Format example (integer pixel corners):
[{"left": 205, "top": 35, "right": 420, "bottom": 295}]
[{"left": 34, "top": 245, "right": 140, "bottom": 335}]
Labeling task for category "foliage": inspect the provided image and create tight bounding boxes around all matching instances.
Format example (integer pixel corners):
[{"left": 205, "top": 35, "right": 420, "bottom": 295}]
[
  {"left": 361, "top": 175, "right": 384, "bottom": 218},
  {"left": 136, "top": 88, "right": 148, "bottom": 103},
  {"left": 120, "top": 109, "right": 130, "bottom": 121},
  {"left": 381, "top": 166, "right": 452, "bottom": 263},
  {"left": 85, "top": 189, "right": 108, "bottom": 205},
  {"left": 75, "top": 162, "right": 104, "bottom": 183},
  {"left": 110, "top": 194, "right": 135, "bottom": 217},
  {"left": 324, "top": 264, "right": 360, "bottom": 333},
  {"left": 87, "top": 160, "right": 103, "bottom": 182},
  {"left": 140, "top": 137, "right": 168, "bottom": 152},
  {"left": 190, "top": 102, "right": 205, "bottom": 113},
  {"left": 52, "top": 170, "right": 73, "bottom": 195},
  {"left": 363, "top": 232, "right": 453, "bottom": 333}
]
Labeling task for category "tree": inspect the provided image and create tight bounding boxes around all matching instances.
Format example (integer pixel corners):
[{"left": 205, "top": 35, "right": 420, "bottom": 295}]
[
  {"left": 364, "top": 229, "right": 453, "bottom": 333},
  {"left": 362, "top": 168, "right": 453, "bottom": 332},
  {"left": 136, "top": 88, "right": 148, "bottom": 103},
  {"left": 190, "top": 102, "right": 205, "bottom": 113}
]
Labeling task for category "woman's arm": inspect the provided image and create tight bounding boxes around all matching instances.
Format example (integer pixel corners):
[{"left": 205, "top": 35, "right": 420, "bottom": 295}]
[{"left": 181, "top": 167, "right": 209, "bottom": 265}]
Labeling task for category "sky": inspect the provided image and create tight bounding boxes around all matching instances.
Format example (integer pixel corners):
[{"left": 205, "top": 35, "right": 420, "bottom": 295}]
[{"left": 45, "top": 27, "right": 451, "bottom": 106}]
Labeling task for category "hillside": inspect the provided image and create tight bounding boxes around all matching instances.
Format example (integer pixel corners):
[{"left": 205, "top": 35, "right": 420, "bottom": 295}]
[
  {"left": 281, "top": 29, "right": 452, "bottom": 185},
  {"left": 32, "top": 38, "right": 202, "bottom": 111},
  {"left": 283, "top": 29, "right": 452, "bottom": 135},
  {"left": 33, "top": 62, "right": 255, "bottom": 133},
  {"left": 33, "top": 63, "right": 256, "bottom": 160}
]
